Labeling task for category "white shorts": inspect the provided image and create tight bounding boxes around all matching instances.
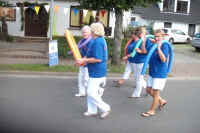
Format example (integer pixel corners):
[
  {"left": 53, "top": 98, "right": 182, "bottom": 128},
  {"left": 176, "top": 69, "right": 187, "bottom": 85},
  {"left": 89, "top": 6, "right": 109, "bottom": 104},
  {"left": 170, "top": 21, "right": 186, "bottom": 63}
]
[{"left": 147, "top": 75, "right": 167, "bottom": 91}]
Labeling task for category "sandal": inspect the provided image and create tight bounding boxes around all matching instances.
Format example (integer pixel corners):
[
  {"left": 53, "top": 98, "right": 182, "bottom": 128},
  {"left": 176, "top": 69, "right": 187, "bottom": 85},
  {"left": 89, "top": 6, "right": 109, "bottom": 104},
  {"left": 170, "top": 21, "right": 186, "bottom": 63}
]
[
  {"left": 141, "top": 112, "right": 155, "bottom": 117},
  {"left": 159, "top": 102, "right": 167, "bottom": 110},
  {"left": 113, "top": 82, "right": 122, "bottom": 87}
]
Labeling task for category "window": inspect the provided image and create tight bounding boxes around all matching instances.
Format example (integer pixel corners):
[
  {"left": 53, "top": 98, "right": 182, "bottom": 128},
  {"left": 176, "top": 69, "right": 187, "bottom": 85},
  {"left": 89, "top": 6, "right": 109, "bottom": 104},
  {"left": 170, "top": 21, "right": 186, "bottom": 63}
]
[
  {"left": 176, "top": 30, "right": 185, "bottom": 35},
  {"left": 164, "top": 22, "right": 172, "bottom": 28},
  {"left": 176, "top": 1, "right": 188, "bottom": 14},
  {"left": 171, "top": 29, "right": 177, "bottom": 33},
  {"left": 0, "top": 7, "right": 16, "bottom": 21},
  {"left": 163, "top": 0, "right": 174, "bottom": 12},
  {"left": 70, "top": 6, "right": 109, "bottom": 28},
  {"left": 131, "top": 17, "right": 136, "bottom": 22},
  {"left": 70, "top": 7, "right": 82, "bottom": 27},
  {"left": 195, "top": 33, "right": 200, "bottom": 38}
]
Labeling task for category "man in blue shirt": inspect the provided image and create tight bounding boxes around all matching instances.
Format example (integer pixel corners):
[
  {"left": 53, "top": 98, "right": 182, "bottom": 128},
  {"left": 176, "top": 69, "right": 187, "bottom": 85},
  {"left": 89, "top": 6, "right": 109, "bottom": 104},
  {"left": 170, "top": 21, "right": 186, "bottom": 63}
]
[{"left": 76, "top": 23, "right": 111, "bottom": 119}]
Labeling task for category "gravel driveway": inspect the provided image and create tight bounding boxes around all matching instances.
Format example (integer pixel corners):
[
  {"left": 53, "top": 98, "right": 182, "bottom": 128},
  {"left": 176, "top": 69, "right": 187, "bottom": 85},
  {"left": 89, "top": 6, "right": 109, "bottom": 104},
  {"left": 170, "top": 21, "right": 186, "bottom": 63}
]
[{"left": 171, "top": 44, "right": 200, "bottom": 77}]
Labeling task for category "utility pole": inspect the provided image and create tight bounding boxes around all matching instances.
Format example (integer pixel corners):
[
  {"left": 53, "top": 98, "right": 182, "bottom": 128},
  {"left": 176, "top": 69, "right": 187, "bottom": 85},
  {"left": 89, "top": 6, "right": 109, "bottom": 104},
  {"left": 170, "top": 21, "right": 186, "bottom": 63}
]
[
  {"left": 48, "top": 0, "right": 58, "bottom": 66},
  {"left": 49, "top": 0, "right": 54, "bottom": 40}
]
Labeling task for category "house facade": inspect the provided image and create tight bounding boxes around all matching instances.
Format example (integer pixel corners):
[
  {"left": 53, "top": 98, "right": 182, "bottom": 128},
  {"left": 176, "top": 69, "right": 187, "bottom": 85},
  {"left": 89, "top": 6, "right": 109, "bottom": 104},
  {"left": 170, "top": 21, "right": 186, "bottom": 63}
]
[
  {"left": 130, "top": 0, "right": 200, "bottom": 36},
  {"left": 1, "top": 0, "right": 129, "bottom": 38},
  {"left": 2, "top": 0, "right": 200, "bottom": 38}
]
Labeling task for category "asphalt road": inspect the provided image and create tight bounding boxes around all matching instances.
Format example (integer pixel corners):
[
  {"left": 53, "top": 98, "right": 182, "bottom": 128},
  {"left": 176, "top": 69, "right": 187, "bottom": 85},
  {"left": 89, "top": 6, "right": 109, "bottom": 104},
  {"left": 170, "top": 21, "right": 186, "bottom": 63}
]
[{"left": 0, "top": 74, "right": 200, "bottom": 133}]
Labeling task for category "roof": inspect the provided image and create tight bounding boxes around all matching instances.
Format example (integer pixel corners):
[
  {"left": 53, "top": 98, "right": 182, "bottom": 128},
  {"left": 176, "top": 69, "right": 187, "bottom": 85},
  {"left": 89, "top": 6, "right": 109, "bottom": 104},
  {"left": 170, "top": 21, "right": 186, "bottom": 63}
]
[
  {"left": 1, "top": 0, "right": 79, "bottom": 7},
  {"left": 133, "top": 0, "right": 200, "bottom": 24}
]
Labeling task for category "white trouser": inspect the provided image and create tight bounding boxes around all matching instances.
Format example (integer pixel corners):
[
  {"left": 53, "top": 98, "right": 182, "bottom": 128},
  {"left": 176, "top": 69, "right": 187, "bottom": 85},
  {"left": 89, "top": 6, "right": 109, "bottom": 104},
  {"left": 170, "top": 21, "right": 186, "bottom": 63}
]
[
  {"left": 78, "top": 66, "right": 89, "bottom": 95},
  {"left": 87, "top": 77, "right": 110, "bottom": 114},
  {"left": 122, "top": 61, "right": 132, "bottom": 80},
  {"left": 131, "top": 63, "right": 147, "bottom": 97}
]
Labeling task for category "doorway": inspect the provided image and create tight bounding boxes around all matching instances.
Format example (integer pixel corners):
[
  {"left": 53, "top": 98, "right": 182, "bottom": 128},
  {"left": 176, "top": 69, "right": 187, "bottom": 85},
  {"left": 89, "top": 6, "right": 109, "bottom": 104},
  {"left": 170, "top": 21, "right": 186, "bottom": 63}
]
[
  {"left": 188, "top": 24, "right": 196, "bottom": 36},
  {"left": 25, "top": 6, "right": 48, "bottom": 37}
]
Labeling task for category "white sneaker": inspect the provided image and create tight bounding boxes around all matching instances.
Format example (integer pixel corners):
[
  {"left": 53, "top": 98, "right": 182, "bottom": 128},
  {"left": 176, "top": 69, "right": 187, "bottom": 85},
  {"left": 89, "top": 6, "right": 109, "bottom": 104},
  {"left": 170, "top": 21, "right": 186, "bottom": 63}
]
[
  {"left": 75, "top": 93, "right": 86, "bottom": 97},
  {"left": 142, "top": 81, "right": 147, "bottom": 89},
  {"left": 98, "top": 88, "right": 104, "bottom": 97},
  {"left": 83, "top": 112, "right": 98, "bottom": 116},
  {"left": 100, "top": 110, "right": 111, "bottom": 119},
  {"left": 128, "top": 96, "right": 140, "bottom": 98}
]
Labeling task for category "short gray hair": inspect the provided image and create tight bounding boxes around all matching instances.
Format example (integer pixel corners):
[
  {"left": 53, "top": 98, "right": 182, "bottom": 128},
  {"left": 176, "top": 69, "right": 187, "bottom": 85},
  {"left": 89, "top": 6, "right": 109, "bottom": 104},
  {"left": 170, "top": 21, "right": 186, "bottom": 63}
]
[
  {"left": 90, "top": 22, "right": 105, "bottom": 36},
  {"left": 81, "top": 25, "right": 91, "bottom": 33}
]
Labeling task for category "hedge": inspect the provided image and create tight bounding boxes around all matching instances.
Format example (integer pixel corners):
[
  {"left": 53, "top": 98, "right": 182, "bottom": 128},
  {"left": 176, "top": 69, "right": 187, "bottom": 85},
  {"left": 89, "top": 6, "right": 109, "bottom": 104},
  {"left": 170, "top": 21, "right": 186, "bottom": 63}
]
[{"left": 53, "top": 36, "right": 129, "bottom": 59}]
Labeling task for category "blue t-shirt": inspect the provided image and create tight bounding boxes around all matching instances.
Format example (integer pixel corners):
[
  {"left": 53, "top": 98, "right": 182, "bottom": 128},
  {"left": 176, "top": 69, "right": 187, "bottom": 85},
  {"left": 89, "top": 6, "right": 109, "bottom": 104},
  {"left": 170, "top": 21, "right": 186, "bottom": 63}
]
[
  {"left": 86, "top": 37, "right": 108, "bottom": 78},
  {"left": 149, "top": 42, "right": 169, "bottom": 78},
  {"left": 127, "top": 40, "right": 136, "bottom": 63},
  {"left": 127, "top": 38, "right": 152, "bottom": 63},
  {"left": 132, "top": 38, "right": 152, "bottom": 63},
  {"left": 80, "top": 39, "right": 93, "bottom": 67},
  {"left": 79, "top": 39, "right": 88, "bottom": 57}
]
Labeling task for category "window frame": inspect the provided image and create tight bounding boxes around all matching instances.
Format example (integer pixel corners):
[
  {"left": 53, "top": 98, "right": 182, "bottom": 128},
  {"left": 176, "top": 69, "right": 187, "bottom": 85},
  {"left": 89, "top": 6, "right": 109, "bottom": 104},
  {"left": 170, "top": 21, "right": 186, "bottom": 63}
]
[
  {"left": 69, "top": 6, "right": 82, "bottom": 28},
  {"left": 163, "top": 0, "right": 175, "bottom": 12},
  {"left": 176, "top": 0, "right": 188, "bottom": 14},
  {"left": 161, "top": 0, "right": 190, "bottom": 14}
]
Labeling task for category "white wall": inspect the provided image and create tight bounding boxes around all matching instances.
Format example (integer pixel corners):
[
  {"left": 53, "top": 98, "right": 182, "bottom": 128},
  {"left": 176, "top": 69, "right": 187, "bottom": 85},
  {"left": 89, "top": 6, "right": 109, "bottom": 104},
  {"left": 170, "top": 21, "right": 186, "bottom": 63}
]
[
  {"left": 50, "top": 1, "right": 81, "bottom": 37},
  {"left": 108, "top": 11, "right": 115, "bottom": 37},
  {"left": 130, "top": 14, "right": 191, "bottom": 35},
  {"left": 172, "top": 22, "right": 189, "bottom": 34},
  {"left": 153, "top": 21, "right": 164, "bottom": 29},
  {"left": 108, "top": 11, "right": 132, "bottom": 37},
  {"left": 131, "top": 14, "right": 149, "bottom": 26},
  {"left": 195, "top": 25, "right": 200, "bottom": 34},
  {"left": 7, "top": 7, "right": 24, "bottom": 37},
  {"left": 153, "top": 21, "right": 189, "bottom": 34},
  {"left": 123, "top": 11, "right": 131, "bottom": 28}
]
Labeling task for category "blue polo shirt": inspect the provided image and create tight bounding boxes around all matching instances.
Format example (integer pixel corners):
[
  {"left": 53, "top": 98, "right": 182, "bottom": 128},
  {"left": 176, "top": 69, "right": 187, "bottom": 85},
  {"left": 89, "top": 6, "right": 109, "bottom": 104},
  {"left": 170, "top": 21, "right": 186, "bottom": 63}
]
[
  {"left": 132, "top": 38, "right": 152, "bottom": 63},
  {"left": 79, "top": 39, "right": 89, "bottom": 57},
  {"left": 127, "top": 40, "right": 136, "bottom": 63},
  {"left": 80, "top": 39, "right": 93, "bottom": 67},
  {"left": 86, "top": 37, "right": 108, "bottom": 78},
  {"left": 127, "top": 38, "right": 152, "bottom": 63},
  {"left": 149, "top": 42, "right": 169, "bottom": 78}
]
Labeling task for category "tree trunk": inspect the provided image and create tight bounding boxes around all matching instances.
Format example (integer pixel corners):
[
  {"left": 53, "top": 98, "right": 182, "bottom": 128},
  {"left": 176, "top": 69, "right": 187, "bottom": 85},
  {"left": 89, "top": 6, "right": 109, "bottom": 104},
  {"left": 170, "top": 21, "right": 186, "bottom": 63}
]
[{"left": 111, "top": 10, "right": 123, "bottom": 65}]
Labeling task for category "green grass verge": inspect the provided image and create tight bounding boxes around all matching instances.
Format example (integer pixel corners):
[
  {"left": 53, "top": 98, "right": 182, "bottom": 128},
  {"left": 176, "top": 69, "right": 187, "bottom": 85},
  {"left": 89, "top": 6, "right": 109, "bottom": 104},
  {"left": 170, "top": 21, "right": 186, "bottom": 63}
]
[
  {"left": 0, "top": 63, "right": 126, "bottom": 73},
  {"left": 0, "top": 64, "right": 79, "bottom": 72},
  {"left": 0, "top": 64, "right": 169, "bottom": 76}
]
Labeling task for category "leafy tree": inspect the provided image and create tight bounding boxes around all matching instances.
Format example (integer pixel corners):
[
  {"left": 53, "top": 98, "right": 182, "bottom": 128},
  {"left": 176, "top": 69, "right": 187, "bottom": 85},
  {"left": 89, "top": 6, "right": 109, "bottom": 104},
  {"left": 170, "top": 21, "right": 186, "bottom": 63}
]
[{"left": 78, "top": 0, "right": 160, "bottom": 65}]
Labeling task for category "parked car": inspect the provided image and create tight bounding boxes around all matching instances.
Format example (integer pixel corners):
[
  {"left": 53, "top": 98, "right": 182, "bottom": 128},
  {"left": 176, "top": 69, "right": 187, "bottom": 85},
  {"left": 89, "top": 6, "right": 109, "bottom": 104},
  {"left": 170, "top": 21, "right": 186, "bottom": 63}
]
[
  {"left": 191, "top": 33, "right": 200, "bottom": 52},
  {"left": 162, "top": 28, "right": 191, "bottom": 44}
]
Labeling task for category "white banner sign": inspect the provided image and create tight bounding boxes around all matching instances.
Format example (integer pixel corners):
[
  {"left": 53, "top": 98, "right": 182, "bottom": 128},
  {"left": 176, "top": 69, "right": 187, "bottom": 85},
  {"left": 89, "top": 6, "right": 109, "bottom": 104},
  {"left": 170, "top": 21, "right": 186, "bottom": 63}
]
[{"left": 49, "top": 40, "right": 59, "bottom": 66}]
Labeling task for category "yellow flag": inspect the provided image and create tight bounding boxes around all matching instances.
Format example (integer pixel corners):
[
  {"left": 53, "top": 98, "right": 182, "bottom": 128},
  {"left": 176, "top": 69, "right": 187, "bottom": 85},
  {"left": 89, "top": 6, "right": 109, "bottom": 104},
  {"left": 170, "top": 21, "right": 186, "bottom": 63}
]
[
  {"left": 35, "top": 6, "right": 40, "bottom": 15},
  {"left": 54, "top": 5, "right": 59, "bottom": 13}
]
